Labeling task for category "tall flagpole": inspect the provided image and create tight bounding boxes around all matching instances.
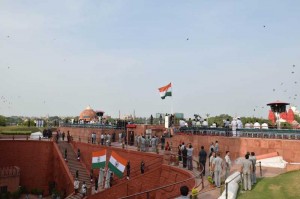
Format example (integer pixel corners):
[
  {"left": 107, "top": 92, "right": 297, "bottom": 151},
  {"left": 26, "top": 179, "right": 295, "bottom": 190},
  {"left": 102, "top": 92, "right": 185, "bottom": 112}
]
[{"left": 171, "top": 82, "right": 173, "bottom": 114}]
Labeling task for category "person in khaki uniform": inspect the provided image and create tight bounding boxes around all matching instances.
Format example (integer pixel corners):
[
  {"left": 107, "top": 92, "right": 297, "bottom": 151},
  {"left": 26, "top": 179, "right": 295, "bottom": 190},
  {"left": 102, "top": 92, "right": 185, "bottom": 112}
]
[
  {"left": 249, "top": 152, "right": 257, "bottom": 185},
  {"left": 224, "top": 151, "right": 231, "bottom": 180},
  {"left": 212, "top": 152, "right": 223, "bottom": 188},
  {"left": 241, "top": 154, "right": 253, "bottom": 191}
]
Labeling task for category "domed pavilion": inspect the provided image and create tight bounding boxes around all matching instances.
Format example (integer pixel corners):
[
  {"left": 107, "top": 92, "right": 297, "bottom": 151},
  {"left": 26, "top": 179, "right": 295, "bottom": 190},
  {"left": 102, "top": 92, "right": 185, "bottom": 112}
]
[{"left": 79, "top": 106, "right": 97, "bottom": 122}]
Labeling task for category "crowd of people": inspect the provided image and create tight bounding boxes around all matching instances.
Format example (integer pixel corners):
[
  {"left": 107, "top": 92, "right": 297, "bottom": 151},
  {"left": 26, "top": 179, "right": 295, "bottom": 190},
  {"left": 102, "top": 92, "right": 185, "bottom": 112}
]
[
  {"left": 61, "top": 128, "right": 259, "bottom": 197},
  {"left": 201, "top": 141, "right": 257, "bottom": 190},
  {"left": 181, "top": 117, "right": 270, "bottom": 137}
]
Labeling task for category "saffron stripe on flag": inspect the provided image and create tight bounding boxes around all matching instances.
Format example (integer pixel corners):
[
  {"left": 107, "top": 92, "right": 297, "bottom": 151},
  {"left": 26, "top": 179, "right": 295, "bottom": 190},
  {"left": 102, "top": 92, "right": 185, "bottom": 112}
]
[
  {"left": 111, "top": 151, "right": 127, "bottom": 166},
  {"left": 92, "top": 150, "right": 106, "bottom": 157}
]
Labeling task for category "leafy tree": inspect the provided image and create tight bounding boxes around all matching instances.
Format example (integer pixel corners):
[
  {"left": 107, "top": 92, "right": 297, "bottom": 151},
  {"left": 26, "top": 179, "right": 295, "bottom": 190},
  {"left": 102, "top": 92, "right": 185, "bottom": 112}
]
[
  {"left": 23, "top": 119, "right": 35, "bottom": 127},
  {"left": 294, "top": 114, "right": 300, "bottom": 123},
  {"left": 0, "top": 115, "right": 6, "bottom": 126},
  {"left": 208, "top": 114, "right": 233, "bottom": 127}
]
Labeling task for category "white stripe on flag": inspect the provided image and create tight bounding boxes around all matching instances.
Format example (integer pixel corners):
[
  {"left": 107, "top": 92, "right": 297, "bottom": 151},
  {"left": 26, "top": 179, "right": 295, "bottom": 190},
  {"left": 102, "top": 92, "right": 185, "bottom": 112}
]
[
  {"left": 109, "top": 156, "right": 125, "bottom": 172},
  {"left": 92, "top": 155, "right": 106, "bottom": 163}
]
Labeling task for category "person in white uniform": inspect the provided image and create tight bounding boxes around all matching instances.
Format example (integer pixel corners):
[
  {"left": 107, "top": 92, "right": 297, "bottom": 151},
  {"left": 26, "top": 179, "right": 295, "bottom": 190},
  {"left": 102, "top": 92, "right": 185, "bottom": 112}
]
[{"left": 231, "top": 118, "right": 237, "bottom": 137}]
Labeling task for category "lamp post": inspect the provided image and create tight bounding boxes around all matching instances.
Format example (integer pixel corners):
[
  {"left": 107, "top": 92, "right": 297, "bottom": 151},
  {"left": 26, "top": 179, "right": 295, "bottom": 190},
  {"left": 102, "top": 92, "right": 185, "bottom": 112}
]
[{"left": 206, "top": 113, "right": 210, "bottom": 126}]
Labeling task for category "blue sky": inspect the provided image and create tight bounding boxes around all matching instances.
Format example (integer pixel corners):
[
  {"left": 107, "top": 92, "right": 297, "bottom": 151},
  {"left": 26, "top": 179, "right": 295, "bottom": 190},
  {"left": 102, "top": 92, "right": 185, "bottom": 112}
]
[{"left": 0, "top": 0, "right": 299, "bottom": 118}]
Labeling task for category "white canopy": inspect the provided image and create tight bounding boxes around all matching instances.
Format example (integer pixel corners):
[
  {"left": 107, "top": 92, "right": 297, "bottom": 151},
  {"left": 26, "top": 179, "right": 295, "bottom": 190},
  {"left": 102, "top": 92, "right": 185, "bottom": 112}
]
[{"left": 30, "top": 132, "right": 43, "bottom": 139}]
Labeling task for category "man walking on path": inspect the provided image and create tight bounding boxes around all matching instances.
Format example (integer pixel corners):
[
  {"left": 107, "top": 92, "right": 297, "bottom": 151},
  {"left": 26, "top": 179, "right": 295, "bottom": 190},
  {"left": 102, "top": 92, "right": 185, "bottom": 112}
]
[
  {"left": 187, "top": 144, "right": 194, "bottom": 170},
  {"left": 212, "top": 152, "right": 223, "bottom": 188},
  {"left": 141, "top": 160, "right": 145, "bottom": 174},
  {"left": 161, "top": 135, "right": 165, "bottom": 150},
  {"left": 209, "top": 143, "right": 214, "bottom": 153},
  {"left": 198, "top": 146, "right": 207, "bottom": 175},
  {"left": 182, "top": 146, "right": 188, "bottom": 168},
  {"left": 126, "top": 161, "right": 131, "bottom": 180},
  {"left": 74, "top": 178, "right": 79, "bottom": 193},
  {"left": 249, "top": 152, "right": 257, "bottom": 185},
  {"left": 241, "top": 154, "right": 253, "bottom": 191},
  {"left": 214, "top": 141, "right": 219, "bottom": 153},
  {"left": 225, "top": 151, "right": 231, "bottom": 179}
]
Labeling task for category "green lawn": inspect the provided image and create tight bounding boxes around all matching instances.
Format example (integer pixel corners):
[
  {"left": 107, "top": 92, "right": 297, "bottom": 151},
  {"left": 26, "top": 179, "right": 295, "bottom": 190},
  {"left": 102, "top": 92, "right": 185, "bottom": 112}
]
[
  {"left": 238, "top": 170, "right": 300, "bottom": 199},
  {"left": 0, "top": 126, "right": 42, "bottom": 135}
]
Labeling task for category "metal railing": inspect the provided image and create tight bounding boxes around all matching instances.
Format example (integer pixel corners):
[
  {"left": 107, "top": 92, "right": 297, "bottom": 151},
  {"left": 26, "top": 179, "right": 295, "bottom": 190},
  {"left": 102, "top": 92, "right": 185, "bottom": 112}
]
[
  {"left": 60, "top": 123, "right": 123, "bottom": 129},
  {"left": 223, "top": 161, "right": 262, "bottom": 199},
  {"left": 118, "top": 153, "right": 204, "bottom": 199},
  {"left": 178, "top": 127, "right": 300, "bottom": 139},
  {"left": 117, "top": 157, "right": 163, "bottom": 184}
]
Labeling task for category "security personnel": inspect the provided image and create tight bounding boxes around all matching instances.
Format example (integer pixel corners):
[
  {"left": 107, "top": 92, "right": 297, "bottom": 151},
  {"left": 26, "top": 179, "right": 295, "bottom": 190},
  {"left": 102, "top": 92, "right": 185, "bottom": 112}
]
[{"left": 241, "top": 154, "right": 253, "bottom": 191}]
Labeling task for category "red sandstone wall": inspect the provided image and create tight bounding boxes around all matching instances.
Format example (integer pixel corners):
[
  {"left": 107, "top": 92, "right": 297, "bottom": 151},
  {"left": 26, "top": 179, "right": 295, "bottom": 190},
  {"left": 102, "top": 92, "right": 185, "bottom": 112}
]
[
  {"left": 0, "top": 168, "right": 20, "bottom": 193},
  {"left": 0, "top": 141, "right": 73, "bottom": 196},
  {"left": 53, "top": 144, "right": 74, "bottom": 197},
  {"left": 0, "top": 141, "right": 53, "bottom": 195},
  {"left": 88, "top": 165, "right": 194, "bottom": 199},
  {"left": 71, "top": 141, "right": 163, "bottom": 178},
  {"left": 127, "top": 125, "right": 166, "bottom": 137},
  {"left": 155, "top": 165, "right": 195, "bottom": 199},
  {"left": 166, "top": 135, "right": 300, "bottom": 162},
  {"left": 59, "top": 127, "right": 123, "bottom": 143}
]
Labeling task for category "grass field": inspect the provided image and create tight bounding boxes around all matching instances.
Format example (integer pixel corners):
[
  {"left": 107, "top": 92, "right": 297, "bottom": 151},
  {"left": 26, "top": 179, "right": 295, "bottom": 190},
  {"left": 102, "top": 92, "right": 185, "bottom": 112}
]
[
  {"left": 238, "top": 170, "right": 300, "bottom": 199},
  {"left": 0, "top": 126, "right": 42, "bottom": 134}
]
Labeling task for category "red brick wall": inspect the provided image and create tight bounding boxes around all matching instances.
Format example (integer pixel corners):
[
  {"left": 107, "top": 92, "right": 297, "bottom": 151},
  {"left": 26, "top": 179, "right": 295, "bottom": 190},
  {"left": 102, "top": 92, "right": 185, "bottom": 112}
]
[
  {"left": 155, "top": 165, "right": 195, "bottom": 199},
  {"left": 71, "top": 141, "right": 163, "bottom": 178},
  {"left": 166, "top": 135, "right": 300, "bottom": 162},
  {"left": 52, "top": 144, "right": 74, "bottom": 197},
  {"left": 0, "top": 167, "right": 20, "bottom": 193},
  {"left": 88, "top": 165, "right": 194, "bottom": 199},
  {"left": 58, "top": 127, "right": 124, "bottom": 143},
  {"left": 0, "top": 141, "right": 73, "bottom": 196},
  {"left": 0, "top": 141, "right": 53, "bottom": 195},
  {"left": 127, "top": 124, "right": 166, "bottom": 137}
]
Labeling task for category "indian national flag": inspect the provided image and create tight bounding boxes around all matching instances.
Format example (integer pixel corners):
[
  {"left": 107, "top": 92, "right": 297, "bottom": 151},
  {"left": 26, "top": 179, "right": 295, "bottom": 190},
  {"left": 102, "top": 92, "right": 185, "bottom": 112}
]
[
  {"left": 92, "top": 150, "right": 106, "bottom": 169},
  {"left": 158, "top": 83, "right": 172, "bottom": 99},
  {"left": 108, "top": 151, "right": 127, "bottom": 178}
]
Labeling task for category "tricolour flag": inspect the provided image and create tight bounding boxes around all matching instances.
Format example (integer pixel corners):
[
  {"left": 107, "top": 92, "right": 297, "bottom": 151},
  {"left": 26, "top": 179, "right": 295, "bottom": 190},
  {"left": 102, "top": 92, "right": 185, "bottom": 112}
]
[
  {"left": 158, "top": 83, "right": 172, "bottom": 99},
  {"left": 92, "top": 150, "right": 106, "bottom": 169},
  {"left": 108, "top": 151, "right": 127, "bottom": 178}
]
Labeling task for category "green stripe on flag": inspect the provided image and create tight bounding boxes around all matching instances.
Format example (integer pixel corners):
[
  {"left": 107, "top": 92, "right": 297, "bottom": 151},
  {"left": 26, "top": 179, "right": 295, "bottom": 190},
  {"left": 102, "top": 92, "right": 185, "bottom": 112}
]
[
  {"left": 161, "top": 91, "right": 172, "bottom": 99},
  {"left": 92, "top": 162, "right": 106, "bottom": 169},
  {"left": 108, "top": 162, "right": 124, "bottom": 178}
]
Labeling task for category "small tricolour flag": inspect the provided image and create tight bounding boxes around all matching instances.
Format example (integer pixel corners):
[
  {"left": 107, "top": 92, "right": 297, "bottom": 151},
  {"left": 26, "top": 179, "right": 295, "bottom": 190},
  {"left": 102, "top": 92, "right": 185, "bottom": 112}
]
[
  {"left": 92, "top": 150, "right": 106, "bottom": 169},
  {"left": 108, "top": 151, "right": 127, "bottom": 178},
  {"left": 158, "top": 83, "right": 172, "bottom": 99}
]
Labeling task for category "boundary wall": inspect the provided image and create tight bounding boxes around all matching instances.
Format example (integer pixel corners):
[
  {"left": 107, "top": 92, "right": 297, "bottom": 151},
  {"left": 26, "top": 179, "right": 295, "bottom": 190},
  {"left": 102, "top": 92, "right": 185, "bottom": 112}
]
[
  {"left": 167, "top": 135, "right": 300, "bottom": 162},
  {"left": 0, "top": 141, "right": 73, "bottom": 196}
]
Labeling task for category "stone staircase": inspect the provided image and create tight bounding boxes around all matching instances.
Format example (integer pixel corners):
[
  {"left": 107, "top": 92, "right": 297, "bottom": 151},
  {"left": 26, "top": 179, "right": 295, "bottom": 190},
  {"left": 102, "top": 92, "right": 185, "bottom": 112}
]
[
  {"left": 65, "top": 193, "right": 84, "bottom": 199},
  {"left": 57, "top": 141, "right": 91, "bottom": 198}
]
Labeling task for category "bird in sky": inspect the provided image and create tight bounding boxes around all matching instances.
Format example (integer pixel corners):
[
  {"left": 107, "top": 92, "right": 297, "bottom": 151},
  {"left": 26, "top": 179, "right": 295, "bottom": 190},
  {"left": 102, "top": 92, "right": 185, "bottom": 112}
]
[
  {"left": 292, "top": 71, "right": 295, "bottom": 74},
  {"left": 273, "top": 89, "right": 276, "bottom": 92},
  {"left": 293, "top": 65, "right": 295, "bottom": 67},
  {"left": 186, "top": 38, "right": 189, "bottom": 41},
  {"left": 263, "top": 25, "right": 266, "bottom": 28}
]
